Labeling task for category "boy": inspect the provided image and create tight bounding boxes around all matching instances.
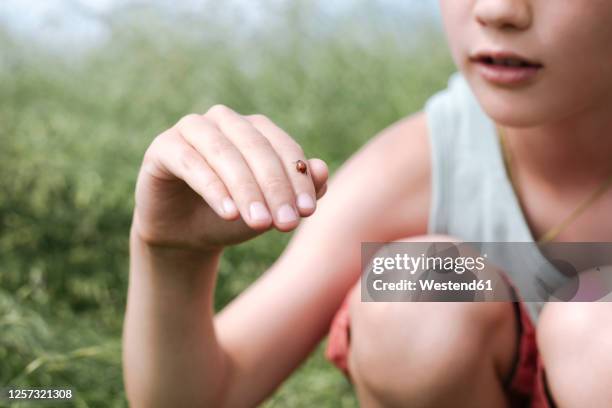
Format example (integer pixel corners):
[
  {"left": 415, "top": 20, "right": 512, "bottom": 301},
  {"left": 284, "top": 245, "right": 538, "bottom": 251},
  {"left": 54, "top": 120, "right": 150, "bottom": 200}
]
[{"left": 123, "top": 1, "right": 612, "bottom": 406}]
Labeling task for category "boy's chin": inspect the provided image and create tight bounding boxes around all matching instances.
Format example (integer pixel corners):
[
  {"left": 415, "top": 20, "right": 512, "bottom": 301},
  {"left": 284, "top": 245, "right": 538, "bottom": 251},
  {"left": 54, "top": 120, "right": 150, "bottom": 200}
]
[
  {"left": 475, "top": 91, "right": 553, "bottom": 128},
  {"left": 482, "top": 105, "right": 545, "bottom": 128},
  {"left": 463, "top": 73, "right": 555, "bottom": 128}
]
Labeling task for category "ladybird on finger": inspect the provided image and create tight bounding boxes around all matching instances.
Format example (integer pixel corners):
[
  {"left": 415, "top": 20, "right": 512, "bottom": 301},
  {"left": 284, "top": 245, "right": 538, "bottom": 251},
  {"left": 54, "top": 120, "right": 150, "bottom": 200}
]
[{"left": 295, "top": 160, "right": 308, "bottom": 174}]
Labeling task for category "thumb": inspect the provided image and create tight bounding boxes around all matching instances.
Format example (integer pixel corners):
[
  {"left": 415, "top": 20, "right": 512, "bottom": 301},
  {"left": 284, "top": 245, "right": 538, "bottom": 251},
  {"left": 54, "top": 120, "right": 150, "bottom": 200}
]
[{"left": 308, "top": 158, "right": 328, "bottom": 195}]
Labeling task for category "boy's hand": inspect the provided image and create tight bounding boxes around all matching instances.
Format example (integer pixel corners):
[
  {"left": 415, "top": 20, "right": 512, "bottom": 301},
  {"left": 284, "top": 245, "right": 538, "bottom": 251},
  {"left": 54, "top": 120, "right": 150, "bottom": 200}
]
[{"left": 132, "top": 105, "right": 328, "bottom": 252}]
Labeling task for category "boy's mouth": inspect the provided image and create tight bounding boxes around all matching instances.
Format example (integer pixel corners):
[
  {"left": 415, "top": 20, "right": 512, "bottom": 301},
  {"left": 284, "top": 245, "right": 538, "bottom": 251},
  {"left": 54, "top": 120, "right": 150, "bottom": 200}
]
[
  {"left": 476, "top": 56, "right": 540, "bottom": 68},
  {"left": 469, "top": 50, "right": 543, "bottom": 86}
]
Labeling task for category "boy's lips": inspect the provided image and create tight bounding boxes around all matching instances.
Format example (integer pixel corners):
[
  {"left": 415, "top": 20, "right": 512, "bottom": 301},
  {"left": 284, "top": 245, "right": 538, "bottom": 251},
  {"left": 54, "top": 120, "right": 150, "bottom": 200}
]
[{"left": 469, "top": 50, "right": 544, "bottom": 86}]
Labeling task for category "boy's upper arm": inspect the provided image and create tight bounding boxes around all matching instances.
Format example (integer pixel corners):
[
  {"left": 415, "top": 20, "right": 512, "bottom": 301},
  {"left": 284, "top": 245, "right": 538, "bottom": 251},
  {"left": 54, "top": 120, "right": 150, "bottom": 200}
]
[{"left": 216, "top": 111, "right": 431, "bottom": 406}]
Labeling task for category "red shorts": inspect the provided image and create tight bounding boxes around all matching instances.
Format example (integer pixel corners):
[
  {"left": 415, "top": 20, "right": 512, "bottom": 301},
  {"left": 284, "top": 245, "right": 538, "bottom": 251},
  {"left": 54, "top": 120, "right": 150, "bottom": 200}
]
[{"left": 325, "top": 291, "right": 554, "bottom": 407}]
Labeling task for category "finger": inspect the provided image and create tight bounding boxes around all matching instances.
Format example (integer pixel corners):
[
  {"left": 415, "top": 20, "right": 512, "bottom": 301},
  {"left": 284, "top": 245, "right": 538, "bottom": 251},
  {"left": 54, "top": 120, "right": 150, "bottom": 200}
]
[
  {"left": 144, "top": 129, "right": 239, "bottom": 220},
  {"left": 175, "top": 114, "right": 273, "bottom": 230},
  {"left": 206, "top": 106, "right": 300, "bottom": 230},
  {"left": 244, "top": 114, "right": 318, "bottom": 217},
  {"left": 307, "top": 158, "right": 329, "bottom": 195},
  {"left": 315, "top": 183, "right": 328, "bottom": 200}
]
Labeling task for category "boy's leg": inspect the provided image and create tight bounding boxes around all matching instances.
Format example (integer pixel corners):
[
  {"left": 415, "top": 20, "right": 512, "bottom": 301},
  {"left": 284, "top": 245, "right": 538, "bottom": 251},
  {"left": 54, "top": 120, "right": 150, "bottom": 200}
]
[
  {"left": 347, "top": 293, "right": 518, "bottom": 407},
  {"left": 537, "top": 302, "right": 612, "bottom": 407}
]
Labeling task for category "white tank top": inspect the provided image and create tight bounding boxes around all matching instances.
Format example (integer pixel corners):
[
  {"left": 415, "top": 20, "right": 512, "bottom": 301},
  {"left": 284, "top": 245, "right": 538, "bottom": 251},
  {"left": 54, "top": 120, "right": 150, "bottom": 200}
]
[{"left": 424, "top": 72, "right": 569, "bottom": 321}]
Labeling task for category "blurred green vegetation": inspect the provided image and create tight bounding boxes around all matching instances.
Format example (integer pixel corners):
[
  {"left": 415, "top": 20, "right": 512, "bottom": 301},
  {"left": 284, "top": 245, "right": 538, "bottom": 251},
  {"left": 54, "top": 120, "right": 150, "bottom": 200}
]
[{"left": 0, "top": 3, "right": 455, "bottom": 406}]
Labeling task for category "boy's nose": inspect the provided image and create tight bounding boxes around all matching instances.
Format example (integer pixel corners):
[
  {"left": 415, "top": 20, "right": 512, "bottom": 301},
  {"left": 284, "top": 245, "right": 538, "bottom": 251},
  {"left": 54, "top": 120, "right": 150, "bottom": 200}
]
[{"left": 474, "top": 0, "right": 532, "bottom": 31}]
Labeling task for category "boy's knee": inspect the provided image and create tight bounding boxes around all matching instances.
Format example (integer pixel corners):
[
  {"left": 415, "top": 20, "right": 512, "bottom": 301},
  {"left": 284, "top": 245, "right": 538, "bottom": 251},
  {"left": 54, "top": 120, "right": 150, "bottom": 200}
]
[
  {"left": 348, "top": 301, "right": 513, "bottom": 403},
  {"left": 538, "top": 302, "right": 612, "bottom": 355},
  {"left": 538, "top": 302, "right": 612, "bottom": 405}
]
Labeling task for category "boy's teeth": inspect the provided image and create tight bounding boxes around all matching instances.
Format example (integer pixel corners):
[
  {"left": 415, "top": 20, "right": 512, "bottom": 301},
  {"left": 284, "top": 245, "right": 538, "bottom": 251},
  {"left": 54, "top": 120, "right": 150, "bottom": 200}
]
[{"left": 493, "top": 58, "right": 525, "bottom": 67}]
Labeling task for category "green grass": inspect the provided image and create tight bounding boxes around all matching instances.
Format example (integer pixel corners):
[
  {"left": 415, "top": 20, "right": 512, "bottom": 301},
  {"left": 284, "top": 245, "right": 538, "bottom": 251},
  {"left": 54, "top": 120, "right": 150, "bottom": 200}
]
[{"left": 0, "top": 4, "right": 455, "bottom": 406}]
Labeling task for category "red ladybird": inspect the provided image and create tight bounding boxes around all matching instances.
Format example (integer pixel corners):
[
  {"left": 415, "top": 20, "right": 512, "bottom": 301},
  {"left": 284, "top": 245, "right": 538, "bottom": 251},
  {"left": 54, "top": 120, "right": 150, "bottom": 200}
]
[{"left": 295, "top": 160, "right": 308, "bottom": 174}]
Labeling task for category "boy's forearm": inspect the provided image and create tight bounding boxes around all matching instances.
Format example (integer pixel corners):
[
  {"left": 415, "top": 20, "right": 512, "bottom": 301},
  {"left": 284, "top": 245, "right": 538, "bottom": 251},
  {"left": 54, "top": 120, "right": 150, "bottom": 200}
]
[{"left": 123, "top": 226, "right": 229, "bottom": 407}]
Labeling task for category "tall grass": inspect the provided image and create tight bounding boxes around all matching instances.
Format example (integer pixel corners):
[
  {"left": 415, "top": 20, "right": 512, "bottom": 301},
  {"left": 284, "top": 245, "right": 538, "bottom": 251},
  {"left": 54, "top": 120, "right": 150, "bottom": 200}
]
[{"left": 0, "top": 2, "right": 455, "bottom": 406}]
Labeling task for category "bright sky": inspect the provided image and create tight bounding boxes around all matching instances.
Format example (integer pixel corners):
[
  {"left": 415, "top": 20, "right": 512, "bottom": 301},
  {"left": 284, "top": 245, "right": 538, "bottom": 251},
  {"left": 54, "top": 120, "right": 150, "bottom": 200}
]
[{"left": 0, "top": 0, "right": 441, "bottom": 52}]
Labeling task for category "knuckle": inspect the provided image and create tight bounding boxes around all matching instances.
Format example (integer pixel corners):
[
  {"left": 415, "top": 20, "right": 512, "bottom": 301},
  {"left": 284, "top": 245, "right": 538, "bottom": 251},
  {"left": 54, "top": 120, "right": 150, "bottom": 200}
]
[
  {"left": 262, "top": 176, "right": 291, "bottom": 195},
  {"left": 144, "top": 132, "right": 170, "bottom": 161},
  {"left": 242, "top": 133, "right": 272, "bottom": 151},
  {"left": 208, "top": 136, "right": 235, "bottom": 157},
  {"left": 177, "top": 113, "right": 202, "bottom": 127},
  {"left": 178, "top": 146, "right": 199, "bottom": 172},
  {"left": 247, "top": 114, "right": 270, "bottom": 125},
  {"left": 201, "top": 177, "right": 226, "bottom": 195},
  {"left": 234, "top": 179, "right": 261, "bottom": 197},
  {"left": 207, "top": 103, "right": 233, "bottom": 117},
  {"left": 144, "top": 137, "right": 160, "bottom": 158},
  {"left": 226, "top": 119, "right": 253, "bottom": 135},
  {"left": 142, "top": 145, "right": 157, "bottom": 167},
  {"left": 152, "top": 129, "right": 173, "bottom": 145},
  {"left": 141, "top": 148, "right": 164, "bottom": 179}
]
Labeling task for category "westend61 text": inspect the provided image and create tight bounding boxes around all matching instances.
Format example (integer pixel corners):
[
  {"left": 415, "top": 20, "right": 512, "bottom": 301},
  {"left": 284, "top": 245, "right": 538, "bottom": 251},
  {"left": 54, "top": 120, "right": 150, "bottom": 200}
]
[{"left": 372, "top": 279, "right": 494, "bottom": 292}]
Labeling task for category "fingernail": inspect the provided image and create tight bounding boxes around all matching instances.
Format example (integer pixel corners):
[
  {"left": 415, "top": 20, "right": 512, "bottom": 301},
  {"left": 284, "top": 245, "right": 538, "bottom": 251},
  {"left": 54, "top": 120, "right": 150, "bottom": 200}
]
[
  {"left": 222, "top": 198, "right": 237, "bottom": 215},
  {"left": 277, "top": 204, "right": 297, "bottom": 223},
  {"left": 297, "top": 193, "right": 315, "bottom": 210},
  {"left": 249, "top": 201, "right": 271, "bottom": 222}
]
